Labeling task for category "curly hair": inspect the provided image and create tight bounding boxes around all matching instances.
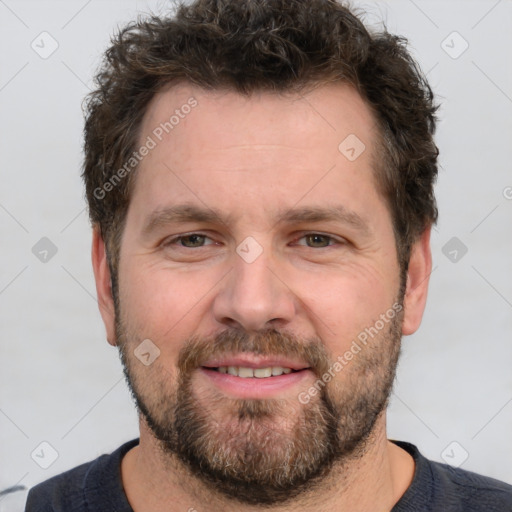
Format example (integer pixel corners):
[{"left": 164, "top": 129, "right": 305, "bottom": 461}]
[{"left": 82, "top": 0, "right": 439, "bottom": 278}]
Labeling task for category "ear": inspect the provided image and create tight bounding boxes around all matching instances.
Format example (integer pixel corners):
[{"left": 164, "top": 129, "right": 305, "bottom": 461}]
[
  {"left": 91, "top": 226, "right": 117, "bottom": 346},
  {"left": 401, "top": 226, "right": 432, "bottom": 336}
]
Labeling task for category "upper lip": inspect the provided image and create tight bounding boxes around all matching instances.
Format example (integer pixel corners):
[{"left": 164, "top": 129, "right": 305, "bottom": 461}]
[{"left": 201, "top": 354, "right": 310, "bottom": 371}]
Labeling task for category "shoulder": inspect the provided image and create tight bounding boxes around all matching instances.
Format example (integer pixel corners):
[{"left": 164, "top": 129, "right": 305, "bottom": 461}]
[
  {"left": 393, "top": 441, "right": 512, "bottom": 512},
  {"left": 25, "top": 439, "right": 138, "bottom": 512},
  {"left": 25, "top": 459, "right": 92, "bottom": 512},
  {"left": 430, "top": 457, "right": 512, "bottom": 510}
]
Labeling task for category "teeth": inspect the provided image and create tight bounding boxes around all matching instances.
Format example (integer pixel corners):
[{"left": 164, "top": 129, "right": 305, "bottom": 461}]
[
  {"left": 216, "top": 366, "right": 293, "bottom": 378},
  {"left": 254, "top": 367, "right": 272, "bottom": 378},
  {"left": 238, "top": 367, "right": 254, "bottom": 378}
]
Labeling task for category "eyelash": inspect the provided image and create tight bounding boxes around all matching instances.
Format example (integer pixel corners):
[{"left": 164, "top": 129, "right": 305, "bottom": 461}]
[{"left": 163, "top": 232, "right": 344, "bottom": 249}]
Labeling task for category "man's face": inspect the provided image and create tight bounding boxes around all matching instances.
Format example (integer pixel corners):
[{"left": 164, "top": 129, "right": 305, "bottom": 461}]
[{"left": 111, "top": 83, "right": 407, "bottom": 503}]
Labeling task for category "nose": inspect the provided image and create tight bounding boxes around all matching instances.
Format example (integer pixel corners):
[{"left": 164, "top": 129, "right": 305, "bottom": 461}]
[{"left": 212, "top": 245, "right": 296, "bottom": 332}]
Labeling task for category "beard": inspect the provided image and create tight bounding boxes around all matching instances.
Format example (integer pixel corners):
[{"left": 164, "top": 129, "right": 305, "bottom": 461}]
[{"left": 115, "top": 302, "right": 403, "bottom": 506}]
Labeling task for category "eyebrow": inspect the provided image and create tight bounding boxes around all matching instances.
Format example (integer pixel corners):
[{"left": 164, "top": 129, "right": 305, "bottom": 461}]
[{"left": 142, "top": 203, "right": 371, "bottom": 237}]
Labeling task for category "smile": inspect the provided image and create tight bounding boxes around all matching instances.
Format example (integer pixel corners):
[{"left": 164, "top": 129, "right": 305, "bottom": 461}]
[{"left": 210, "top": 366, "right": 297, "bottom": 378}]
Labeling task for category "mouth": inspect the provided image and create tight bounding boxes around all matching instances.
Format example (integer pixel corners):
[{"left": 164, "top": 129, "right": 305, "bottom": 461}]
[
  {"left": 198, "top": 356, "right": 313, "bottom": 399},
  {"left": 206, "top": 366, "right": 300, "bottom": 378}
]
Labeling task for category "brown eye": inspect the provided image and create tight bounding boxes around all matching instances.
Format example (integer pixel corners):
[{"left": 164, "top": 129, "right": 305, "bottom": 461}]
[
  {"left": 179, "top": 234, "right": 207, "bottom": 247},
  {"left": 164, "top": 233, "right": 215, "bottom": 249},
  {"left": 293, "top": 233, "right": 340, "bottom": 248},
  {"left": 303, "top": 234, "right": 333, "bottom": 248}
]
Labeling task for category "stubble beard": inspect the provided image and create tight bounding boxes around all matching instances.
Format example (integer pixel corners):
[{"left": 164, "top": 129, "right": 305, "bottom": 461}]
[{"left": 116, "top": 306, "right": 403, "bottom": 506}]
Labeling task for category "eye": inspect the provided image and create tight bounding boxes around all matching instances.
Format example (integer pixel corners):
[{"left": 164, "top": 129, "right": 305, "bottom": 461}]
[
  {"left": 162, "top": 232, "right": 344, "bottom": 251},
  {"left": 164, "top": 233, "right": 215, "bottom": 248},
  {"left": 293, "top": 233, "right": 342, "bottom": 248}
]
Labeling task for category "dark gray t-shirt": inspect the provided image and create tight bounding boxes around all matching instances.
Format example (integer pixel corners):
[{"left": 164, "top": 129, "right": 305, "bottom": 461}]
[{"left": 25, "top": 439, "right": 512, "bottom": 511}]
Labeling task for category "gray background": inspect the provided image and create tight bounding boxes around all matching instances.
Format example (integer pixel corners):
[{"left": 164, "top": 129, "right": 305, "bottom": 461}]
[{"left": 1, "top": 0, "right": 511, "bottom": 509}]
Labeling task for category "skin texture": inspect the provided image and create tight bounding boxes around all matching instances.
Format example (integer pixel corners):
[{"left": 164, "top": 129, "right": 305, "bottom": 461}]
[{"left": 91, "top": 82, "right": 432, "bottom": 511}]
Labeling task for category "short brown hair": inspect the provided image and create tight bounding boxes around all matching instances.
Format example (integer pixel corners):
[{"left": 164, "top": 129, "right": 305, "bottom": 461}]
[{"left": 82, "top": 0, "right": 439, "bottom": 277}]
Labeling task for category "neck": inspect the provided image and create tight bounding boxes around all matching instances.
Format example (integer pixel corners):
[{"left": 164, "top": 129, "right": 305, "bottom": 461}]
[{"left": 121, "top": 414, "right": 415, "bottom": 512}]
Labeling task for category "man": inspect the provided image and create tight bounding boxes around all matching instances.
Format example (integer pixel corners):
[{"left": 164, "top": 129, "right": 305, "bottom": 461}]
[{"left": 25, "top": 0, "right": 512, "bottom": 510}]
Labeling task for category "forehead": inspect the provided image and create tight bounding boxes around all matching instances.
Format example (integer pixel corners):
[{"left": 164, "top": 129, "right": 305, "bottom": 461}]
[
  {"left": 136, "top": 81, "right": 381, "bottom": 186},
  {"left": 140, "top": 81, "right": 379, "bottom": 155},
  {"left": 128, "top": 81, "right": 387, "bottom": 235}
]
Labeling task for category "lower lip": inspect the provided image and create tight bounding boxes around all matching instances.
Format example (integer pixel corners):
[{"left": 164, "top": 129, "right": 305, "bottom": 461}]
[{"left": 199, "top": 367, "right": 314, "bottom": 399}]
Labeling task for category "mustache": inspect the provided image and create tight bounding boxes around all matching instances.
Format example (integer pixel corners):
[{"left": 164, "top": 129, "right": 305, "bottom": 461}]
[{"left": 177, "top": 328, "right": 332, "bottom": 377}]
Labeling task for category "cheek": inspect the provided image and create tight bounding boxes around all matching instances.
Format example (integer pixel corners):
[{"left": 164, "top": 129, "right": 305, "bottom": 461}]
[
  {"left": 294, "top": 263, "right": 398, "bottom": 354},
  {"left": 117, "top": 264, "right": 191, "bottom": 359}
]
